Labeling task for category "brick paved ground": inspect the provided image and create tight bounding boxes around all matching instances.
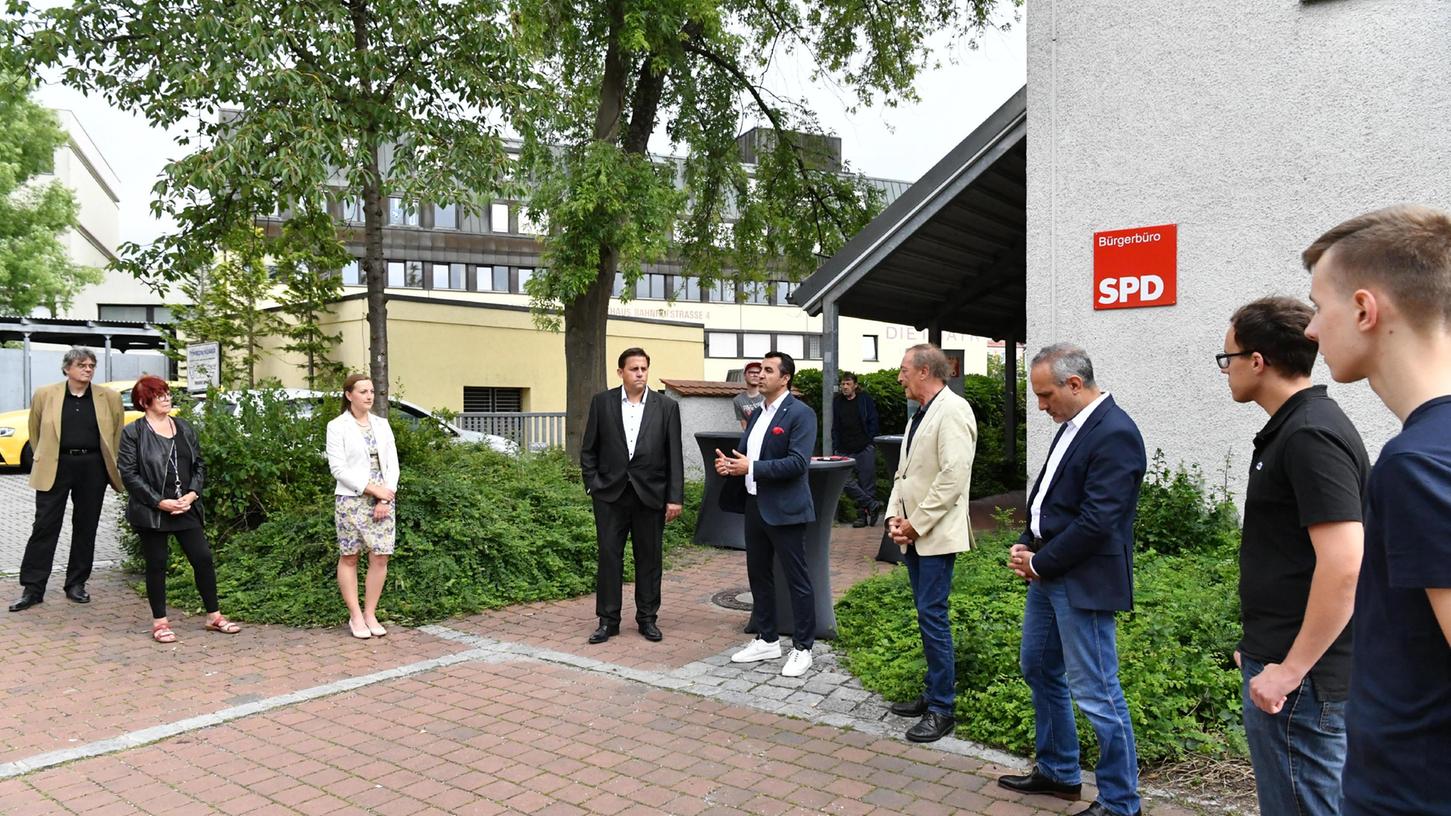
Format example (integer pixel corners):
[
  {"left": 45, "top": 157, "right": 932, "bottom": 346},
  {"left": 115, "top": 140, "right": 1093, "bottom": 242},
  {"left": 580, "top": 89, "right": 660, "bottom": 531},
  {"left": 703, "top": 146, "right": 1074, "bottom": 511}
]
[
  {"left": 0, "top": 472, "right": 126, "bottom": 576},
  {"left": 0, "top": 521, "right": 1225, "bottom": 815}
]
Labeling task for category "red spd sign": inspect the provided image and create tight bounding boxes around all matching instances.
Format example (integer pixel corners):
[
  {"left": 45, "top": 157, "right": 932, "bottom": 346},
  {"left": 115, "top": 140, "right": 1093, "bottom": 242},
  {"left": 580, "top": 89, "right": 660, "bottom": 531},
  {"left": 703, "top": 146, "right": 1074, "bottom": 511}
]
[{"left": 1093, "top": 224, "right": 1177, "bottom": 309}]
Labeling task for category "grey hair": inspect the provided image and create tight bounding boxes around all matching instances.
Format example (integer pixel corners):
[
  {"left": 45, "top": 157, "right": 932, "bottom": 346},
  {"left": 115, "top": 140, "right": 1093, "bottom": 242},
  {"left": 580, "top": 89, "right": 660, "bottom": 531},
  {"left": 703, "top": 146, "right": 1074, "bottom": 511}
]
[
  {"left": 61, "top": 347, "right": 97, "bottom": 374},
  {"left": 1030, "top": 342, "right": 1096, "bottom": 388},
  {"left": 905, "top": 343, "right": 951, "bottom": 381}
]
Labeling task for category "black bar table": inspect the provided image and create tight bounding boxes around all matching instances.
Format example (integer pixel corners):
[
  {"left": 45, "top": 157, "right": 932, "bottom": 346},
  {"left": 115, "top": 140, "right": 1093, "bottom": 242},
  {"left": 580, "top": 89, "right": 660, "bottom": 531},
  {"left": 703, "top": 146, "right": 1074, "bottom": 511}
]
[
  {"left": 767, "top": 456, "right": 855, "bottom": 641},
  {"left": 873, "top": 434, "right": 905, "bottom": 564},
  {"left": 694, "top": 430, "right": 746, "bottom": 550}
]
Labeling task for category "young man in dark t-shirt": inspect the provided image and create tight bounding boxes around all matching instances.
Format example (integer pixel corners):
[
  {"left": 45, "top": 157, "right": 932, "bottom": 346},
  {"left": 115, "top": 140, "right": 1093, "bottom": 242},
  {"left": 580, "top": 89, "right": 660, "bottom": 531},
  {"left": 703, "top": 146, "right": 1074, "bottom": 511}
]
[
  {"left": 1303, "top": 205, "right": 1451, "bottom": 816},
  {"left": 1221, "top": 297, "right": 1368, "bottom": 816}
]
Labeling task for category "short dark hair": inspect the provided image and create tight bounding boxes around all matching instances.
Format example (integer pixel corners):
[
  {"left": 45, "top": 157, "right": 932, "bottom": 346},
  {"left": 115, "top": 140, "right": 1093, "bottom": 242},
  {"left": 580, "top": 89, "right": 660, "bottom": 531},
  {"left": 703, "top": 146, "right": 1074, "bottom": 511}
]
[
  {"left": 1303, "top": 204, "right": 1451, "bottom": 331},
  {"left": 839, "top": 372, "right": 857, "bottom": 384},
  {"left": 1230, "top": 296, "right": 1318, "bottom": 377},
  {"left": 765, "top": 351, "right": 795, "bottom": 386},
  {"left": 618, "top": 347, "right": 650, "bottom": 369},
  {"left": 132, "top": 375, "right": 170, "bottom": 409}
]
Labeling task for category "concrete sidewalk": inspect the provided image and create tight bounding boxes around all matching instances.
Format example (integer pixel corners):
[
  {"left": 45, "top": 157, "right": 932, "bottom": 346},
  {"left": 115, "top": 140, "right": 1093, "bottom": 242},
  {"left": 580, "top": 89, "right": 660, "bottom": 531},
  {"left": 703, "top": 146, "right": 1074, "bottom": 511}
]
[{"left": 0, "top": 525, "right": 1208, "bottom": 815}]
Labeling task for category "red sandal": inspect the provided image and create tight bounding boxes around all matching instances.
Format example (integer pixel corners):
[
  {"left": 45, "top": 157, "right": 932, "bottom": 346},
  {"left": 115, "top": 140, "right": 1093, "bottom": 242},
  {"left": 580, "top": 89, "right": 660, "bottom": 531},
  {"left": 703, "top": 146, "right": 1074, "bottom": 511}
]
[
  {"left": 152, "top": 621, "right": 176, "bottom": 643},
  {"left": 204, "top": 615, "right": 241, "bottom": 634}
]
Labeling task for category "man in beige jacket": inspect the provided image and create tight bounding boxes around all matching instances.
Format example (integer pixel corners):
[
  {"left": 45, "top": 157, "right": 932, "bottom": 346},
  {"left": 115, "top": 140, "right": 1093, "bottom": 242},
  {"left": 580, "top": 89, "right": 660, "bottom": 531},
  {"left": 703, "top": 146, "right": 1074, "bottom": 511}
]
[
  {"left": 10, "top": 347, "right": 125, "bottom": 612},
  {"left": 884, "top": 343, "right": 977, "bottom": 742}
]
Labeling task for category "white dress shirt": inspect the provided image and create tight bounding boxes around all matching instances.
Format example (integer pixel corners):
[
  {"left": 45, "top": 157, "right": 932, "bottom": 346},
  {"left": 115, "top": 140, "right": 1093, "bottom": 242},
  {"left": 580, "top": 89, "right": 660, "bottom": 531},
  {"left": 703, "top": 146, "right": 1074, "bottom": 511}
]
[
  {"left": 621, "top": 387, "right": 647, "bottom": 459},
  {"left": 744, "top": 394, "right": 783, "bottom": 496},
  {"left": 1030, "top": 391, "right": 1111, "bottom": 539}
]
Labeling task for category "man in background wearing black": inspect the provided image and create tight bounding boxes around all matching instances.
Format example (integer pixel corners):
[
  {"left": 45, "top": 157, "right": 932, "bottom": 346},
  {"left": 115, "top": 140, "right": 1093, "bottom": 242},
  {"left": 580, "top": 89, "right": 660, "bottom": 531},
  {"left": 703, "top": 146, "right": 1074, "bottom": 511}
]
[{"left": 832, "top": 372, "right": 881, "bottom": 527}]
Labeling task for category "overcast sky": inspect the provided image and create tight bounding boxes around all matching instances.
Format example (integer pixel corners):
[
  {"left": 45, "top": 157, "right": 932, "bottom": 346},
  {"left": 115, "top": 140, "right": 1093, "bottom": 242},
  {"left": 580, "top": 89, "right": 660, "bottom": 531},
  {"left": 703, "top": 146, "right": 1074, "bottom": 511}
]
[{"left": 32, "top": 9, "right": 1026, "bottom": 247}]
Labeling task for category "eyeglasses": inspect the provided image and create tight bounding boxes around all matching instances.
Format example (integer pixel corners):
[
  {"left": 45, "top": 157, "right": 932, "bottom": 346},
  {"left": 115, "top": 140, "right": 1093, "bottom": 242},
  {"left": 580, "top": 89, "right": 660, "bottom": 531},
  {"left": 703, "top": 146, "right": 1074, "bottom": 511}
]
[
  {"left": 1215, "top": 350, "right": 1255, "bottom": 370},
  {"left": 73, "top": 363, "right": 96, "bottom": 370}
]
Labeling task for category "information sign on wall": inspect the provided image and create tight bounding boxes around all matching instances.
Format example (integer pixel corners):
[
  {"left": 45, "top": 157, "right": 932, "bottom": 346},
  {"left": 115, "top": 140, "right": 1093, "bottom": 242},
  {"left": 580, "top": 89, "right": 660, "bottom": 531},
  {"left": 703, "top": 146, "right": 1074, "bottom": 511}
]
[
  {"left": 187, "top": 342, "right": 221, "bottom": 394},
  {"left": 1093, "top": 223, "right": 1177, "bottom": 310}
]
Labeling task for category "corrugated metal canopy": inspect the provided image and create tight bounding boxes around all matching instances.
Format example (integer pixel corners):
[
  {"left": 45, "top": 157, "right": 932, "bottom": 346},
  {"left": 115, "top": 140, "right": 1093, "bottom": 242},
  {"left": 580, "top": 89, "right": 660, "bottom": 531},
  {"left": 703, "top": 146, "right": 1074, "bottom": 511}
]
[{"left": 791, "top": 87, "right": 1026, "bottom": 341}]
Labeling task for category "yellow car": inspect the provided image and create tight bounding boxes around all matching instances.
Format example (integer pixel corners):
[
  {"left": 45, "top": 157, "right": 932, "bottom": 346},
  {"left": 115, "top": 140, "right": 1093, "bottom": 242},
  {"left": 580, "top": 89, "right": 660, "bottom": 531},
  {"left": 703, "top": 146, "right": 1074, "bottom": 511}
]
[{"left": 0, "top": 380, "right": 183, "bottom": 472}]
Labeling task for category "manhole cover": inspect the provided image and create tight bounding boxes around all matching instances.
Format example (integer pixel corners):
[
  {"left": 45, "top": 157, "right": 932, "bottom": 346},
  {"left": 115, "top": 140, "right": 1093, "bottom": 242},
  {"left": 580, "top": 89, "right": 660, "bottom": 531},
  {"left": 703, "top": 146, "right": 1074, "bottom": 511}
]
[{"left": 711, "top": 587, "right": 754, "bottom": 611}]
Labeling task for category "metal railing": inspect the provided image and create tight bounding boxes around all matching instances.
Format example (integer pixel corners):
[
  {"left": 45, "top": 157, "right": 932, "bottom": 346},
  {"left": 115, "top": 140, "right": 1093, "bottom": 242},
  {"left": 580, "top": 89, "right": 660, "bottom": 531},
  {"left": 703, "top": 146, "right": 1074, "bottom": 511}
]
[{"left": 457, "top": 411, "right": 567, "bottom": 451}]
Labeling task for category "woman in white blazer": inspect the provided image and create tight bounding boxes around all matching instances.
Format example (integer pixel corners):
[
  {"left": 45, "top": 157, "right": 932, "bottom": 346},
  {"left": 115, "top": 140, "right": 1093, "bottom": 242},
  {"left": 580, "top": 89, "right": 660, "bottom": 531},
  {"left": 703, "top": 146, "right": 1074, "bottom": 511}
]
[{"left": 326, "top": 374, "right": 400, "bottom": 639}]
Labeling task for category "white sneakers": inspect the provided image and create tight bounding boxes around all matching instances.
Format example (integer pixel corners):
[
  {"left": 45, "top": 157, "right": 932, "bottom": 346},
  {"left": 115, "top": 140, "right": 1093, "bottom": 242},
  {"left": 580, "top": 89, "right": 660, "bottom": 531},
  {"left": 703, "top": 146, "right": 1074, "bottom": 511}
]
[
  {"left": 731, "top": 637, "right": 782, "bottom": 663},
  {"left": 781, "top": 648, "right": 813, "bottom": 677},
  {"left": 729, "top": 638, "right": 813, "bottom": 677}
]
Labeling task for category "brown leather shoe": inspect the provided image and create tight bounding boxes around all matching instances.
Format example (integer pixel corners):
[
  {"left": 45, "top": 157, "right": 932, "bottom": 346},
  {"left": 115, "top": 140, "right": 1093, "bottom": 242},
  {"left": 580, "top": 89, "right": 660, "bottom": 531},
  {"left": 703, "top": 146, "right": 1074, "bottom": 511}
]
[{"left": 997, "top": 765, "right": 1081, "bottom": 801}]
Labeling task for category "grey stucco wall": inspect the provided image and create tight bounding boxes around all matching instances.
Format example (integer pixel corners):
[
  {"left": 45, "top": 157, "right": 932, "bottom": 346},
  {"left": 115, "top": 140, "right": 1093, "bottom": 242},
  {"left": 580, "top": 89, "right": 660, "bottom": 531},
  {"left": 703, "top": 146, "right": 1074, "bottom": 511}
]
[
  {"left": 677, "top": 395, "right": 741, "bottom": 479},
  {"left": 1026, "top": 0, "right": 1449, "bottom": 499}
]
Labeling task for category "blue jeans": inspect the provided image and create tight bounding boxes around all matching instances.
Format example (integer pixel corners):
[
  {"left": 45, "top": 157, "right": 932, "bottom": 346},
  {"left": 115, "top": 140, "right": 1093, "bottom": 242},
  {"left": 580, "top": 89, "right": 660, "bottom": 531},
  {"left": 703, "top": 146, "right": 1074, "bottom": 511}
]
[
  {"left": 1020, "top": 579, "right": 1140, "bottom": 816},
  {"left": 904, "top": 548, "right": 956, "bottom": 715},
  {"left": 1240, "top": 655, "right": 1346, "bottom": 816}
]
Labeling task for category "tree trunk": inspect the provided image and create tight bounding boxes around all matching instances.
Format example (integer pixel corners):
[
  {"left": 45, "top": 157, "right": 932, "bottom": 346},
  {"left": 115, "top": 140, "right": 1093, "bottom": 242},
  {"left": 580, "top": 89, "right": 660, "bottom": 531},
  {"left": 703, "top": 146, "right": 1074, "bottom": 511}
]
[
  {"left": 563, "top": 258, "right": 613, "bottom": 458},
  {"left": 351, "top": 0, "right": 388, "bottom": 416},
  {"left": 361, "top": 147, "right": 388, "bottom": 416}
]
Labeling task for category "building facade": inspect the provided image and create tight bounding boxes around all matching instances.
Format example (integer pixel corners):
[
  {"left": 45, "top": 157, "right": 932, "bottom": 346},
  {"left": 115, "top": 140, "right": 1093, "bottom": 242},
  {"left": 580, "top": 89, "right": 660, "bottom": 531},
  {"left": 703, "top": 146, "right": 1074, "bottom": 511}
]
[{"left": 1025, "top": 0, "right": 1446, "bottom": 492}]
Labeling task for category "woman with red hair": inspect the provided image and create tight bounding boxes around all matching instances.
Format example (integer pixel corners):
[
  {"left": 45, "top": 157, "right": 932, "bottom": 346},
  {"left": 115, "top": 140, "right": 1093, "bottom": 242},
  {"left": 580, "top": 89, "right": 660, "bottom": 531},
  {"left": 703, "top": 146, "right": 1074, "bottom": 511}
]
[{"left": 117, "top": 375, "right": 239, "bottom": 643}]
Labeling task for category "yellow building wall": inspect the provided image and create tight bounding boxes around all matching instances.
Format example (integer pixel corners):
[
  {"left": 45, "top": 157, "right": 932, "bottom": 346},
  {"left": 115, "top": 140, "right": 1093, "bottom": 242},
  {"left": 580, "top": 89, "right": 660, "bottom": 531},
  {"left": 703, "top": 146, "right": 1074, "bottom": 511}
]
[{"left": 255, "top": 298, "right": 702, "bottom": 413}]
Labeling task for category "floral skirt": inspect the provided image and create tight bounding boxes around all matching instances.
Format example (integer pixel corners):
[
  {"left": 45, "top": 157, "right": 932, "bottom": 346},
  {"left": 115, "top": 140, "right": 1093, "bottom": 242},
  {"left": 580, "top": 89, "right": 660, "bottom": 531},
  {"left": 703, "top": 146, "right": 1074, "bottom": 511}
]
[{"left": 335, "top": 495, "right": 396, "bottom": 556}]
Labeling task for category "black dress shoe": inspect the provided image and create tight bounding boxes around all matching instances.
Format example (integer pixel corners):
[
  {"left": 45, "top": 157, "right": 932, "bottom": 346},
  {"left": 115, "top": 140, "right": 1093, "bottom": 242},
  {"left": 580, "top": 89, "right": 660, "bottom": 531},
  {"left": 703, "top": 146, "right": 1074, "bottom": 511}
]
[
  {"left": 1070, "top": 803, "right": 1139, "bottom": 816},
  {"left": 997, "top": 765, "right": 1082, "bottom": 801},
  {"left": 587, "top": 621, "right": 620, "bottom": 644},
  {"left": 905, "top": 712, "right": 955, "bottom": 743},
  {"left": 888, "top": 696, "right": 927, "bottom": 717},
  {"left": 851, "top": 513, "right": 869, "bottom": 528},
  {"left": 638, "top": 621, "right": 663, "bottom": 641},
  {"left": 64, "top": 586, "right": 90, "bottom": 604},
  {"left": 8, "top": 593, "right": 43, "bottom": 612}
]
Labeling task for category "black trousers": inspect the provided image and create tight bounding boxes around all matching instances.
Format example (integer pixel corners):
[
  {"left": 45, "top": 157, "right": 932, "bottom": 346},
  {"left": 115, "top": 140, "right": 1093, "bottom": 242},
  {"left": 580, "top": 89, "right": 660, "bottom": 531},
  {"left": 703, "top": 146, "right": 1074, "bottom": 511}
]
[
  {"left": 842, "top": 444, "right": 877, "bottom": 508},
  {"left": 19, "top": 452, "right": 109, "bottom": 595},
  {"left": 744, "top": 494, "right": 815, "bottom": 650},
  {"left": 592, "top": 484, "right": 663, "bottom": 626},
  {"left": 139, "top": 527, "right": 219, "bottom": 619}
]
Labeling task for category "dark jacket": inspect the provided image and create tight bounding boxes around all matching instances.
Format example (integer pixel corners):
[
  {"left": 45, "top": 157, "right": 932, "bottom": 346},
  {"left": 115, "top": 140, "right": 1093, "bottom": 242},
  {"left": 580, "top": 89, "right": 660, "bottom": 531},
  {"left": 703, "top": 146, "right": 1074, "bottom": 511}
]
[
  {"left": 719, "top": 393, "right": 817, "bottom": 525},
  {"left": 118, "top": 416, "right": 206, "bottom": 530},
  {"left": 580, "top": 387, "right": 685, "bottom": 509},
  {"left": 1018, "top": 395, "right": 1146, "bottom": 612},
  {"left": 831, "top": 391, "right": 880, "bottom": 453}
]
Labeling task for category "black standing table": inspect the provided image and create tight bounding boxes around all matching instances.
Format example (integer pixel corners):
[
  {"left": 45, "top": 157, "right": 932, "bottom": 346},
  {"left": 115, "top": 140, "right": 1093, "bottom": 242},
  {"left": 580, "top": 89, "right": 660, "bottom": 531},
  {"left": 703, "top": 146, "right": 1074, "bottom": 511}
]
[
  {"left": 873, "top": 434, "right": 905, "bottom": 564},
  {"left": 694, "top": 430, "right": 746, "bottom": 550},
  {"left": 766, "top": 457, "right": 855, "bottom": 641}
]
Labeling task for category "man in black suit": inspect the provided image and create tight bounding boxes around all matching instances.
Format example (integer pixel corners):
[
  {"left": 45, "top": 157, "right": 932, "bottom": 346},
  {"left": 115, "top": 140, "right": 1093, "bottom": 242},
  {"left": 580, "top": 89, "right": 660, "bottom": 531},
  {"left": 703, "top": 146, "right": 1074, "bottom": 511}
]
[{"left": 581, "top": 347, "right": 684, "bottom": 644}]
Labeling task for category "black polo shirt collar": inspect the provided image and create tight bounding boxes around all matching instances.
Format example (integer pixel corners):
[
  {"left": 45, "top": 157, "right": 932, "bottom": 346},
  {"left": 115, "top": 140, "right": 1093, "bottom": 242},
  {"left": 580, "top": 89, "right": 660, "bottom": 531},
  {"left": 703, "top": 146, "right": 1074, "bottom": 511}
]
[{"left": 1254, "top": 384, "right": 1326, "bottom": 446}]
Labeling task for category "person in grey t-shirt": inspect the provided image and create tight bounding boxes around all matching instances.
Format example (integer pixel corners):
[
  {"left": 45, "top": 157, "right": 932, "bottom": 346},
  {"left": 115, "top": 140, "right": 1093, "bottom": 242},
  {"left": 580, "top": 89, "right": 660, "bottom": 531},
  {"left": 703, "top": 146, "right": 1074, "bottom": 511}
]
[{"left": 733, "top": 361, "right": 764, "bottom": 429}]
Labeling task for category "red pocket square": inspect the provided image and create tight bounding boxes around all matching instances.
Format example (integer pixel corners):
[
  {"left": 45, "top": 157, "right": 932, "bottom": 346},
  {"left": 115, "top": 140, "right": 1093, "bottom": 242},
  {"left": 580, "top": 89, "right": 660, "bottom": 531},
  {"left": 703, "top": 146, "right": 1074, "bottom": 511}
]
[{"left": 771, "top": 426, "right": 784, "bottom": 435}]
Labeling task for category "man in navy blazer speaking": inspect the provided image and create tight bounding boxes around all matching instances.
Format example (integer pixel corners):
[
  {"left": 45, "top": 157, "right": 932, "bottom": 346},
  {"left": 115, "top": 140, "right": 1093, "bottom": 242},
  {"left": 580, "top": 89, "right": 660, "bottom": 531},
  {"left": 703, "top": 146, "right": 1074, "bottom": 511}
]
[
  {"left": 715, "top": 351, "right": 819, "bottom": 678},
  {"left": 998, "top": 343, "right": 1148, "bottom": 816}
]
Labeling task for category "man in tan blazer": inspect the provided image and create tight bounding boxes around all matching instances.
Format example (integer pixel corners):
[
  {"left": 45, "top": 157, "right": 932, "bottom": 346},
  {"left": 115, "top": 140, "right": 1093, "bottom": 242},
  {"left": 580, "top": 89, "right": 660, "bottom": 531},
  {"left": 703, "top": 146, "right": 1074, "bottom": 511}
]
[
  {"left": 884, "top": 343, "right": 977, "bottom": 742},
  {"left": 10, "top": 347, "right": 125, "bottom": 611}
]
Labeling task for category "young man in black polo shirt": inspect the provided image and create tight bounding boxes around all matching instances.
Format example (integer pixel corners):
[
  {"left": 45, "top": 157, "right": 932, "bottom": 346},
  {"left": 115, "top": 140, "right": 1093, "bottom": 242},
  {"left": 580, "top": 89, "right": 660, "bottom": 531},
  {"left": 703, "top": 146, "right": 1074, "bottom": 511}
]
[
  {"left": 1303, "top": 205, "right": 1451, "bottom": 816},
  {"left": 1221, "top": 296, "right": 1368, "bottom": 816}
]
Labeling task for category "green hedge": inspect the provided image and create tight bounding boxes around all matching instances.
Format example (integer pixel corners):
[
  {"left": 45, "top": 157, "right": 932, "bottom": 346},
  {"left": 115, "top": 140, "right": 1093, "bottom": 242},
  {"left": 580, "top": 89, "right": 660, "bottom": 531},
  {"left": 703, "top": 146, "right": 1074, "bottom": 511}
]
[
  {"left": 124, "top": 390, "right": 702, "bottom": 626},
  {"left": 834, "top": 462, "right": 1246, "bottom": 765}
]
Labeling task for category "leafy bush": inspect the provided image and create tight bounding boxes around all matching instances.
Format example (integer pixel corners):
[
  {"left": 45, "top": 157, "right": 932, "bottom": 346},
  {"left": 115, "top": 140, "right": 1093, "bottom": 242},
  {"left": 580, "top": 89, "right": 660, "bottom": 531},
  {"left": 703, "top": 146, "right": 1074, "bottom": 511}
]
[
  {"left": 123, "top": 389, "right": 703, "bottom": 626},
  {"left": 1134, "top": 450, "right": 1239, "bottom": 555},
  {"left": 835, "top": 464, "right": 1245, "bottom": 766}
]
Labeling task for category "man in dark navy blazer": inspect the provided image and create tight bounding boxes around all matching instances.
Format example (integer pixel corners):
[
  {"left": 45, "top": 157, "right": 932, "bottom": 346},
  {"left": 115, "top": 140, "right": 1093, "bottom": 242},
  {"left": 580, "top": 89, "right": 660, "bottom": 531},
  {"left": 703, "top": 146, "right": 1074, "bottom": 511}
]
[
  {"left": 715, "top": 351, "right": 819, "bottom": 678},
  {"left": 581, "top": 347, "right": 684, "bottom": 645},
  {"left": 997, "top": 343, "right": 1147, "bottom": 816}
]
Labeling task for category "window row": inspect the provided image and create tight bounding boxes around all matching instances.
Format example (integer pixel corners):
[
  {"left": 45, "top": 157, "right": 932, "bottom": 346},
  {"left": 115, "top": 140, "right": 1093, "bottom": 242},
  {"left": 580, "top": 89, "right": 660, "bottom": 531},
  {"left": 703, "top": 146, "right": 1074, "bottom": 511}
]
[
  {"left": 339, "top": 197, "right": 545, "bottom": 236},
  {"left": 613, "top": 273, "right": 801, "bottom": 306},
  {"left": 341, "top": 260, "right": 539, "bottom": 294},
  {"left": 706, "top": 331, "right": 823, "bottom": 360}
]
